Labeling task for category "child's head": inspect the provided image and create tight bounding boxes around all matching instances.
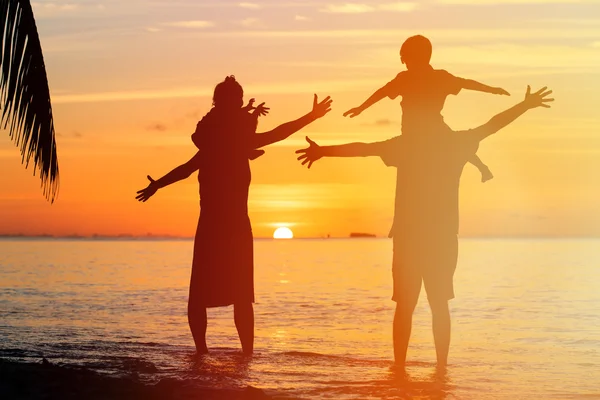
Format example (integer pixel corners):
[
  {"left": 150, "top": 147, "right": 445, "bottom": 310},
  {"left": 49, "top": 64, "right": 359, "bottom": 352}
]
[
  {"left": 212, "top": 75, "right": 244, "bottom": 109},
  {"left": 400, "top": 35, "right": 432, "bottom": 69}
]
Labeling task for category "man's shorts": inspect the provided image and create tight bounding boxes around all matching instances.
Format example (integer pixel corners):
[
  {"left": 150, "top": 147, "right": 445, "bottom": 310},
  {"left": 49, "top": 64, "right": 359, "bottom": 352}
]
[{"left": 392, "top": 233, "right": 458, "bottom": 303}]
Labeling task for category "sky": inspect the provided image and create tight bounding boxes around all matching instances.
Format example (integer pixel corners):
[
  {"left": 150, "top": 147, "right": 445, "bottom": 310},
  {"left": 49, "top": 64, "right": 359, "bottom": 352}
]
[{"left": 1, "top": 0, "right": 600, "bottom": 238}]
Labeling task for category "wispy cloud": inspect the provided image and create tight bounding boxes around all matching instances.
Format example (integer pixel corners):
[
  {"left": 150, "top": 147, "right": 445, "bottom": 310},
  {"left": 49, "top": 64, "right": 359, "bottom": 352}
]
[
  {"left": 162, "top": 20, "right": 216, "bottom": 29},
  {"left": 295, "top": 15, "right": 310, "bottom": 21},
  {"left": 320, "top": 2, "right": 417, "bottom": 13},
  {"left": 147, "top": 123, "right": 167, "bottom": 132},
  {"left": 32, "top": 2, "right": 78, "bottom": 11},
  {"left": 239, "top": 18, "right": 265, "bottom": 29},
  {"left": 238, "top": 2, "right": 262, "bottom": 9},
  {"left": 361, "top": 119, "right": 397, "bottom": 127},
  {"left": 196, "top": 27, "right": 600, "bottom": 41},
  {"left": 51, "top": 79, "right": 384, "bottom": 104},
  {"left": 437, "top": 0, "right": 597, "bottom": 4}
]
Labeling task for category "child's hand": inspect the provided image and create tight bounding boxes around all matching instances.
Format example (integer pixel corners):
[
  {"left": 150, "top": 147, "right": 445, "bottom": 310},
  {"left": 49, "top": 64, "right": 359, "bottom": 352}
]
[
  {"left": 136, "top": 175, "right": 158, "bottom": 202},
  {"left": 295, "top": 136, "right": 323, "bottom": 169},
  {"left": 252, "top": 102, "right": 270, "bottom": 117},
  {"left": 343, "top": 107, "right": 362, "bottom": 118},
  {"left": 492, "top": 87, "right": 510, "bottom": 96},
  {"left": 523, "top": 85, "right": 554, "bottom": 109},
  {"left": 309, "top": 94, "right": 333, "bottom": 119},
  {"left": 242, "top": 98, "right": 256, "bottom": 112}
]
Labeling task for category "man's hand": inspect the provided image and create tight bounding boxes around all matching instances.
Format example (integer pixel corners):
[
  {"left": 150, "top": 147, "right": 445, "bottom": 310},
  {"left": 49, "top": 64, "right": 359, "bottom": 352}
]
[
  {"left": 136, "top": 175, "right": 159, "bottom": 202},
  {"left": 523, "top": 85, "right": 554, "bottom": 109},
  {"left": 310, "top": 94, "right": 333, "bottom": 119},
  {"left": 343, "top": 107, "right": 362, "bottom": 118},
  {"left": 295, "top": 136, "right": 323, "bottom": 169},
  {"left": 491, "top": 87, "right": 510, "bottom": 96}
]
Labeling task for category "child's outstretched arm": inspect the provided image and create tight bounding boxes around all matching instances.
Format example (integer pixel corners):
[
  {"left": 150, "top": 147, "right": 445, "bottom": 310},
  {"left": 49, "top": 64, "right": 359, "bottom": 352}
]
[
  {"left": 252, "top": 94, "right": 332, "bottom": 149},
  {"left": 295, "top": 137, "right": 383, "bottom": 169},
  {"left": 474, "top": 86, "right": 553, "bottom": 141},
  {"left": 135, "top": 152, "right": 201, "bottom": 202},
  {"left": 343, "top": 85, "right": 388, "bottom": 118},
  {"left": 460, "top": 78, "right": 510, "bottom": 96}
]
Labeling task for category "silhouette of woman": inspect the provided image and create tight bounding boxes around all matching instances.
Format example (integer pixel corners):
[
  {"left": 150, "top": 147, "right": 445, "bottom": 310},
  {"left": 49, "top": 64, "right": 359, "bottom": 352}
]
[{"left": 136, "top": 76, "right": 332, "bottom": 355}]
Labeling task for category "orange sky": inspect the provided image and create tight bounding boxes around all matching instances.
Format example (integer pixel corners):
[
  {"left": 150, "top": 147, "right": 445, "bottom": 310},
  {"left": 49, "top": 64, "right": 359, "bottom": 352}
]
[{"left": 1, "top": 0, "right": 600, "bottom": 238}]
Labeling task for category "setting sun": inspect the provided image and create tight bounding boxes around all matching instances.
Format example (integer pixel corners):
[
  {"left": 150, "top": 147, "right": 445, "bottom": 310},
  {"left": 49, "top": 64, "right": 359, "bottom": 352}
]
[{"left": 273, "top": 227, "right": 294, "bottom": 239}]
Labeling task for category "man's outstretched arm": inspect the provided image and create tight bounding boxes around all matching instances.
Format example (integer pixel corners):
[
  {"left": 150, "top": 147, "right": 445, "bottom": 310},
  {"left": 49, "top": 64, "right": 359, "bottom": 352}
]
[
  {"left": 252, "top": 94, "right": 332, "bottom": 149},
  {"left": 475, "top": 86, "right": 554, "bottom": 141},
  {"left": 295, "top": 137, "right": 385, "bottom": 169}
]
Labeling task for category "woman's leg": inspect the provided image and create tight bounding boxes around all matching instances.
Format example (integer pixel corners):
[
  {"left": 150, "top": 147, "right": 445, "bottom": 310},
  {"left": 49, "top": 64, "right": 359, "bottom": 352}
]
[
  {"left": 188, "top": 282, "right": 208, "bottom": 354},
  {"left": 234, "top": 302, "right": 254, "bottom": 355}
]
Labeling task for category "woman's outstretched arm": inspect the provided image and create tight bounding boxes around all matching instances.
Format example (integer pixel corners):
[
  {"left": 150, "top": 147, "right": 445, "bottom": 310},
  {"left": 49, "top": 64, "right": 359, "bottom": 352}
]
[
  {"left": 136, "top": 152, "right": 201, "bottom": 202},
  {"left": 252, "top": 94, "right": 332, "bottom": 149}
]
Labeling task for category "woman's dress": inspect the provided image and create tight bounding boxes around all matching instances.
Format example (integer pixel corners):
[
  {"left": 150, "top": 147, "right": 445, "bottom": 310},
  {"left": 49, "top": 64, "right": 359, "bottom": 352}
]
[{"left": 189, "top": 108, "right": 256, "bottom": 308}]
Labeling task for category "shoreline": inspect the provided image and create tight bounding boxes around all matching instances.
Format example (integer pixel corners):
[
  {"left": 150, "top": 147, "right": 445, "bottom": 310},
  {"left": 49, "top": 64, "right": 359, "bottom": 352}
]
[{"left": 0, "top": 358, "right": 303, "bottom": 400}]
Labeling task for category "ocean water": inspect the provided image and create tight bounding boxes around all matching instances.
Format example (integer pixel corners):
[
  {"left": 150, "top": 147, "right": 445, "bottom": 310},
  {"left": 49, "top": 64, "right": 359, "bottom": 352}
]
[{"left": 1, "top": 238, "right": 599, "bottom": 399}]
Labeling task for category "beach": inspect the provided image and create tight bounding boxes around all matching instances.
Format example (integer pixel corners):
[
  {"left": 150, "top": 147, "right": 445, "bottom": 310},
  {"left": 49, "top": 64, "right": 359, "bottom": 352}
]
[{"left": 0, "top": 358, "right": 301, "bottom": 399}]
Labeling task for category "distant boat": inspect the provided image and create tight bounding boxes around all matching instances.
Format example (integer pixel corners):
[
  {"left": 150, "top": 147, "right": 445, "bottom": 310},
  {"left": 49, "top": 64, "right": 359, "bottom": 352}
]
[{"left": 349, "top": 232, "right": 376, "bottom": 238}]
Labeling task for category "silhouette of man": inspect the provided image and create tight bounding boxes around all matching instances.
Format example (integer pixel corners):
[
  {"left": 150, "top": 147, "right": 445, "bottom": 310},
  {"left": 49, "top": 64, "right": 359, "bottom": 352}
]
[{"left": 297, "top": 86, "right": 553, "bottom": 369}]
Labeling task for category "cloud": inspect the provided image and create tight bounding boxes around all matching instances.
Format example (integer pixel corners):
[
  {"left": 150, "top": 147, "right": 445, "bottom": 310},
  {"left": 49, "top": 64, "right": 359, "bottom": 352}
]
[
  {"left": 321, "top": 3, "right": 374, "bottom": 13},
  {"left": 320, "top": 2, "right": 417, "bottom": 13},
  {"left": 147, "top": 123, "right": 167, "bottom": 132},
  {"left": 238, "top": 2, "right": 262, "bottom": 9},
  {"left": 196, "top": 27, "right": 600, "bottom": 41},
  {"left": 295, "top": 15, "right": 310, "bottom": 21},
  {"left": 239, "top": 18, "right": 265, "bottom": 28},
  {"left": 162, "top": 20, "right": 215, "bottom": 29},
  {"left": 437, "top": 0, "right": 597, "bottom": 3},
  {"left": 32, "top": 2, "right": 79, "bottom": 11},
  {"left": 51, "top": 79, "right": 384, "bottom": 104},
  {"left": 379, "top": 2, "right": 419, "bottom": 11},
  {"left": 361, "top": 119, "right": 397, "bottom": 127}
]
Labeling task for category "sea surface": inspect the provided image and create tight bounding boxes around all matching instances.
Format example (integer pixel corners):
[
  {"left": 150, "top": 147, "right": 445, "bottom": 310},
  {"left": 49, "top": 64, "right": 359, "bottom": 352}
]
[{"left": 1, "top": 238, "right": 599, "bottom": 399}]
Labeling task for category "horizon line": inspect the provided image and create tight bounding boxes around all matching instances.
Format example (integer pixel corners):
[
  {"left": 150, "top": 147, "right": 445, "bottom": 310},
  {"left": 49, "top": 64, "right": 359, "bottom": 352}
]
[{"left": 1, "top": 234, "right": 600, "bottom": 240}]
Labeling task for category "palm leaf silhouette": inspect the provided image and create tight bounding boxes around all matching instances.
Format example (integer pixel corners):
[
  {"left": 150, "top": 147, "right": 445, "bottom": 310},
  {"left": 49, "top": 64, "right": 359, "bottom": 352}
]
[{"left": 1, "top": 0, "right": 59, "bottom": 202}]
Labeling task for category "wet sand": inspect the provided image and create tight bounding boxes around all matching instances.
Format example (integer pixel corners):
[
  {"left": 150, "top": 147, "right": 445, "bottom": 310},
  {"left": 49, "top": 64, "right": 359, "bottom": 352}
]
[{"left": 0, "top": 359, "right": 303, "bottom": 400}]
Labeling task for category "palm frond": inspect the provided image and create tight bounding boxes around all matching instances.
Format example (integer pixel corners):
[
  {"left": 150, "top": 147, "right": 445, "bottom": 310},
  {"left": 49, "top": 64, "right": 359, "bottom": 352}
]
[{"left": 1, "top": 0, "right": 59, "bottom": 202}]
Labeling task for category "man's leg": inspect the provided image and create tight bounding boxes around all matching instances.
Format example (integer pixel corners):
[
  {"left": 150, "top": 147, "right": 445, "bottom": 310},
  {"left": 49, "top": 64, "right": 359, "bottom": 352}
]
[
  {"left": 428, "top": 297, "right": 451, "bottom": 367},
  {"left": 234, "top": 302, "right": 254, "bottom": 355},
  {"left": 423, "top": 234, "right": 458, "bottom": 368},
  {"left": 393, "top": 289, "right": 421, "bottom": 368},
  {"left": 392, "top": 237, "right": 422, "bottom": 368}
]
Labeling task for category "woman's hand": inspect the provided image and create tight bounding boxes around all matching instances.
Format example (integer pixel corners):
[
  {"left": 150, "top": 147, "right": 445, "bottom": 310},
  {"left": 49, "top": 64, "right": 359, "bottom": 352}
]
[
  {"left": 136, "top": 175, "right": 159, "bottom": 202},
  {"left": 295, "top": 136, "right": 323, "bottom": 169},
  {"left": 491, "top": 87, "right": 510, "bottom": 96},
  {"left": 310, "top": 94, "right": 333, "bottom": 119}
]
